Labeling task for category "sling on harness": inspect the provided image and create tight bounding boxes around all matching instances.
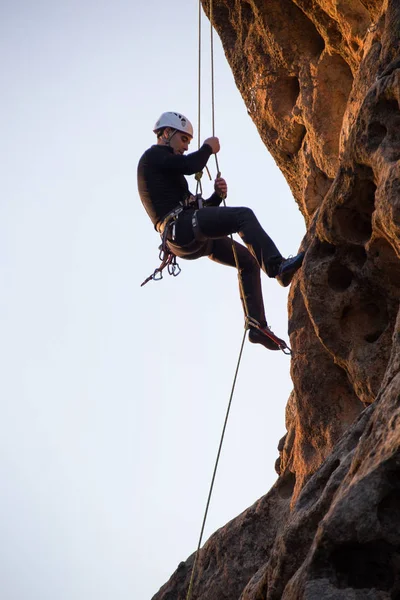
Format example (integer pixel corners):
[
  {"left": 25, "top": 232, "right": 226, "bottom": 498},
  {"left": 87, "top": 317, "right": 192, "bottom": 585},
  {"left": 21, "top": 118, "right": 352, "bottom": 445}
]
[
  {"left": 140, "top": 193, "right": 205, "bottom": 287},
  {"left": 140, "top": 205, "right": 184, "bottom": 287}
]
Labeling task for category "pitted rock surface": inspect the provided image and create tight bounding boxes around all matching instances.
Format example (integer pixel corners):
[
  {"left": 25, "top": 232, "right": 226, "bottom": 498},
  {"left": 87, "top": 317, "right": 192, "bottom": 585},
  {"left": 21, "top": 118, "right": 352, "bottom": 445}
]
[{"left": 152, "top": 1, "right": 400, "bottom": 598}]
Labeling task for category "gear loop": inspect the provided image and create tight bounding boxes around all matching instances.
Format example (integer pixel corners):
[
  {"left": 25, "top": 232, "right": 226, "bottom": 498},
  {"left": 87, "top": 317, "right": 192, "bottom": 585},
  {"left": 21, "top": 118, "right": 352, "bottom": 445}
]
[{"left": 141, "top": 217, "right": 182, "bottom": 287}]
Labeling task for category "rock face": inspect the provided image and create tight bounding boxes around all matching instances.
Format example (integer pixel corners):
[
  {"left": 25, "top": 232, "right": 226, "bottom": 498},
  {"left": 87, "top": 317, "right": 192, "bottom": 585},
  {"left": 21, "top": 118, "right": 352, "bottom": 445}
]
[{"left": 152, "top": 1, "right": 400, "bottom": 598}]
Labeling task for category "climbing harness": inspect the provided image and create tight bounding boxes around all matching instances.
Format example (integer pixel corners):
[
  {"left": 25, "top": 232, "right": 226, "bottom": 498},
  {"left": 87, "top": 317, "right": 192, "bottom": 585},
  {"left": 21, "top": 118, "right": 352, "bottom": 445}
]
[
  {"left": 139, "top": 233, "right": 181, "bottom": 287},
  {"left": 140, "top": 190, "right": 212, "bottom": 286}
]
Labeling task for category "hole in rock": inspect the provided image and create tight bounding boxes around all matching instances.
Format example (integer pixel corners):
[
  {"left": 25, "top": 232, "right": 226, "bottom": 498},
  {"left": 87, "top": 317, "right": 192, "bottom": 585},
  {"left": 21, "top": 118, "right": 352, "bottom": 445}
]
[
  {"left": 241, "top": 1, "right": 253, "bottom": 24},
  {"left": 332, "top": 172, "right": 376, "bottom": 243},
  {"left": 369, "top": 237, "right": 400, "bottom": 287},
  {"left": 272, "top": 76, "right": 301, "bottom": 122},
  {"left": 367, "top": 121, "right": 388, "bottom": 151},
  {"left": 386, "top": 116, "right": 400, "bottom": 162},
  {"left": 370, "top": 97, "right": 400, "bottom": 161},
  {"left": 365, "top": 330, "right": 383, "bottom": 343},
  {"left": 375, "top": 97, "right": 400, "bottom": 116},
  {"left": 296, "top": 123, "right": 307, "bottom": 150},
  {"left": 349, "top": 245, "right": 368, "bottom": 266},
  {"left": 278, "top": 122, "right": 306, "bottom": 155},
  {"left": 260, "top": 0, "right": 325, "bottom": 58},
  {"left": 334, "top": 207, "right": 373, "bottom": 242},
  {"left": 288, "top": 76, "right": 300, "bottom": 108},
  {"left": 314, "top": 53, "right": 354, "bottom": 162},
  {"left": 331, "top": 540, "right": 396, "bottom": 590},
  {"left": 315, "top": 239, "right": 336, "bottom": 258},
  {"left": 328, "top": 262, "right": 353, "bottom": 291},
  {"left": 276, "top": 471, "right": 296, "bottom": 499},
  {"left": 340, "top": 296, "right": 388, "bottom": 344},
  {"left": 354, "top": 171, "right": 376, "bottom": 209}
]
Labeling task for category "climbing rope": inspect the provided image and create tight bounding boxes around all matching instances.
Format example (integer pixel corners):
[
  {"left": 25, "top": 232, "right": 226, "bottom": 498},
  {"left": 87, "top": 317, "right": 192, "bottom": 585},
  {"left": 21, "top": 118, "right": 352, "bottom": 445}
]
[
  {"left": 197, "top": 0, "right": 202, "bottom": 151},
  {"left": 209, "top": 0, "right": 220, "bottom": 177},
  {"left": 196, "top": 0, "right": 212, "bottom": 197},
  {"left": 185, "top": 327, "right": 247, "bottom": 600}
]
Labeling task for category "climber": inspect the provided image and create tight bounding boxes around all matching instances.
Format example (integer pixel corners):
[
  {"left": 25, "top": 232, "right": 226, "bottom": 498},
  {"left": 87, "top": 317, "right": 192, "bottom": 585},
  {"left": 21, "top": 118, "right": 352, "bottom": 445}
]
[{"left": 137, "top": 111, "right": 305, "bottom": 350}]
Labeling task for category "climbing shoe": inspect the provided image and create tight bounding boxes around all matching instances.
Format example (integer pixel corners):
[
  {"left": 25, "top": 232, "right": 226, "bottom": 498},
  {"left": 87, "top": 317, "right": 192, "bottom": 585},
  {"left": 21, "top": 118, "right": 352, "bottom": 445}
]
[
  {"left": 248, "top": 326, "right": 281, "bottom": 351},
  {"left": 275, "top": 252, "right": 305, "bottom": 287}
]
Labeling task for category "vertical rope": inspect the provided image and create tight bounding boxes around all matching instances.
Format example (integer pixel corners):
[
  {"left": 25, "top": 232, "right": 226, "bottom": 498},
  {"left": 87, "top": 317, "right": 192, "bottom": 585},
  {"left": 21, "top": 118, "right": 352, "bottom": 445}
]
[
  {"left": 185, "top": 327, "right": 248, "bottom": 600},
  {"left": 210, "top": 0, "right": 215, "bottom": 136},
  {"left": 209, "top": 0, "right": 220, "bottom": 175},
  {"left": 197, "top": 0, "right": 202, "bottom": 151}
]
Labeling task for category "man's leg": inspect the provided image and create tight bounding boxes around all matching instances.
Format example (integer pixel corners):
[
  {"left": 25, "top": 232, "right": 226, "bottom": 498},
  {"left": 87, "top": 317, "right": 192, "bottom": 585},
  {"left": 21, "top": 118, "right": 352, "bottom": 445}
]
[
  {"left": 172, "top": 212, "right": 267, "bottom": 322},
  {"left": 194, "top": 206, "right": 304, "bottom": 286},
  {"left": 208, "top": 237, "right": 266, "bottom": 325},
  {"left": 195, "top": 206, "right": 283, "bottom": 277},
  {"left": 208, "top": 238, "right": 281, "bottom": 350}
]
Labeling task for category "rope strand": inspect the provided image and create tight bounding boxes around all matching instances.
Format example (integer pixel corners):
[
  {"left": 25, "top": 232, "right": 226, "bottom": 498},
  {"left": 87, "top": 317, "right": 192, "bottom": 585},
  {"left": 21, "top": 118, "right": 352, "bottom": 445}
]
[
  {"left": 197, "top": 0, "right": 202, "bottom": 151},
  {"left": 209, "top": 0, "right": 220, "bottom": 174},
  {"left": 185, "top": 327, "right": 247, "bottom": 600}
]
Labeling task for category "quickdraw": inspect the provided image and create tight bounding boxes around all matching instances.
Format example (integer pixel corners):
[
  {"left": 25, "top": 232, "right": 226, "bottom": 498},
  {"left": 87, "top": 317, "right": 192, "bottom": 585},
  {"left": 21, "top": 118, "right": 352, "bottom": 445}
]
[{"left": 140, "top": 217, "right": 182, "bottom": 287}]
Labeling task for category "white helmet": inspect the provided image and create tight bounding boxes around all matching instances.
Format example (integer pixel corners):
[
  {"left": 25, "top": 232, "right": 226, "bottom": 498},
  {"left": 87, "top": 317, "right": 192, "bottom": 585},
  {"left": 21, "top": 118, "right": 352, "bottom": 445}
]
[{"left": 153, "top": 111, "right": 194, "bottom": 137}]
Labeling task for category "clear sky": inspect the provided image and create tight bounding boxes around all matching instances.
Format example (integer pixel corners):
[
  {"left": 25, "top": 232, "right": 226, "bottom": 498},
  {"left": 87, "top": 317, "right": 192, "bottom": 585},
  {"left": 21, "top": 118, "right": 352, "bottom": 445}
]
[{"left": 1, "top": 1, "right": 305, "bottom": 599}]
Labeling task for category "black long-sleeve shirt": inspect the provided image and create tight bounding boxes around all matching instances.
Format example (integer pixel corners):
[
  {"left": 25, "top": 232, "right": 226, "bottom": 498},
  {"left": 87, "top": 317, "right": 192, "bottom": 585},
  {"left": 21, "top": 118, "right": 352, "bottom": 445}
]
[{"left": 137, "top": 143, "right": 222, "bottom": 228}]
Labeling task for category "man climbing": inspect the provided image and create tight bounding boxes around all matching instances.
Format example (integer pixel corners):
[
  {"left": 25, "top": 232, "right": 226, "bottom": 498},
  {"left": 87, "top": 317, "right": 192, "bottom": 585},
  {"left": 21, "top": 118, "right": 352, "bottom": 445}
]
[{"left": 138, "top": 111, "right": 305, "bottom": 351}]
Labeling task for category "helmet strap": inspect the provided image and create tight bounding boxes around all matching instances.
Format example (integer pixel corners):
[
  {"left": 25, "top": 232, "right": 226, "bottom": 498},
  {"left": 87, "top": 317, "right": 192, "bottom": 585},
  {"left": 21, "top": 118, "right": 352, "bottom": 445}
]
[{"left": 165, "top": 129, "right": 177, "bottom": 146}]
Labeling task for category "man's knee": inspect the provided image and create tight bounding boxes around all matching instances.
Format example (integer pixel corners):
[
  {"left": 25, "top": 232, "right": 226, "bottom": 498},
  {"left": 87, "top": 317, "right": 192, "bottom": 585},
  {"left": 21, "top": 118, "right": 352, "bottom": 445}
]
[{"left": 237, "top": 206, "right": 256, "bottom": 224}]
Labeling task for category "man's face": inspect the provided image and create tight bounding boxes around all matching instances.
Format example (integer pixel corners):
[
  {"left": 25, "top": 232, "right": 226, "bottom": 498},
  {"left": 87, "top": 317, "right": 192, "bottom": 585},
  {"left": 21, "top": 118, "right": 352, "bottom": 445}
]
[{"left": 168, "top": 129, "right": 192, "bottom": 155}]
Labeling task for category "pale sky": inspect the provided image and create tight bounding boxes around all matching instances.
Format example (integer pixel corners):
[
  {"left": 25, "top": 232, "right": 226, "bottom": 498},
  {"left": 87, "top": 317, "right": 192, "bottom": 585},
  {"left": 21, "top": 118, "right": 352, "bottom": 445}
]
[{"left": 1, "top": 1, "right": 305, "bottom": 598}]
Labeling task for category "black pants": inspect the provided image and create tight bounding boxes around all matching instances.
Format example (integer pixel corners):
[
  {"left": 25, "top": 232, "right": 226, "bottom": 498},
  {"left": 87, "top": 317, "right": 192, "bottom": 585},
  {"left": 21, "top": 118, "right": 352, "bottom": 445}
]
[{"left": 170, "top": 206, "right": 283, "bottom": 326}]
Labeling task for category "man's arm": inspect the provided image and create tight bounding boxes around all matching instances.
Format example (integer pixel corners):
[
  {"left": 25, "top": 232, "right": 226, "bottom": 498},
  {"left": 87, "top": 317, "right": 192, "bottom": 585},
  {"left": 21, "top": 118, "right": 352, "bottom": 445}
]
[
  {"left": 151, "top": 137, "right": 220, "bottom": 176},
  {"left": 154, "top": 144, "right": 212, "bottom": 175}
]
